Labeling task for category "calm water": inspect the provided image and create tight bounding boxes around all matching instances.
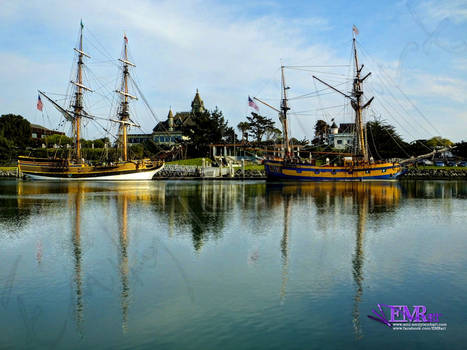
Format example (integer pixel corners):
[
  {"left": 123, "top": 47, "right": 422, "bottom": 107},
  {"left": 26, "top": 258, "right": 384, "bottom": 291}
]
[{"left": 0, "top": 179, "right": 466, "bottom": 349}]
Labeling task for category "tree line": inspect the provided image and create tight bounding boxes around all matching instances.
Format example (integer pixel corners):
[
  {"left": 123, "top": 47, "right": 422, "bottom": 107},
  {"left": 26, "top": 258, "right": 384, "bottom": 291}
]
[
  {"left": 312, "top": 118, "right": 462, "bottom": 160},
  {"left": 1, "top": 112, "right": 466, "bottom": 164}
]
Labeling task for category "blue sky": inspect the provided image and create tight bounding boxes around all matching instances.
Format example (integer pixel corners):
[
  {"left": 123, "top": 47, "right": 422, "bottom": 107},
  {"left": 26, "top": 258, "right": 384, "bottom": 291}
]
[{"left": 1, "top": 0, "right": 466, "bottom": 142}]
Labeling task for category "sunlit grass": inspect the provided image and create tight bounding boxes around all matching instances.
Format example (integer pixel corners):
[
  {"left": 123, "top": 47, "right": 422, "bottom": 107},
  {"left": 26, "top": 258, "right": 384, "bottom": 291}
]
[
  {"left": 167, "top": 158, "right": 212, "bottom": 166},
  {"left": 0, "top": 167, "right": 17, "bottom": 171}
]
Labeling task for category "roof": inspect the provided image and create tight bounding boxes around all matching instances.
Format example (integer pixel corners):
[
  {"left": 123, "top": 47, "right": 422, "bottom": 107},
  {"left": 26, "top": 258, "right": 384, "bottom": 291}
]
[
  {"left": 339, "top": 123, "right": 355, "bottom": 133},
  {"left": 30, "top": 123, "right": 64, "bottom": 135},
  {"left": 153, "top": 111, "right": 194, "bottom": 132},
  {"left": 152, "top": 90, "right": 205, "bottom": 132},
  {"left": 30, "top": 123, "right": 51, "bottom": 130},
  {"left": 191, "top": 89, "right": 205, "bottom": 112}
]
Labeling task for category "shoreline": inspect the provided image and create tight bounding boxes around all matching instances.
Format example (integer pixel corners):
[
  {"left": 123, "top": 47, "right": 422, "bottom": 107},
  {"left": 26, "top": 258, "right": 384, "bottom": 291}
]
[{"left": 2, "top": 167, "right": 467, "bottom": 180}]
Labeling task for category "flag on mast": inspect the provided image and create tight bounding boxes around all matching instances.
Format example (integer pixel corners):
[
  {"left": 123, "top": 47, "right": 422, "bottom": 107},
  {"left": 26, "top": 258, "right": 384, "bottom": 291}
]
[
  {"left": 248, "top": 96, "right": 259, "bottom": 111},
  {"left": 36, "top": 95, "right": 43, "bottom": 111},
  {"left": 352, "top": 24, "right": 359, "bottom": 36},
  {"left": 124, "top": 33, "right": 128, "bottom": 44}
]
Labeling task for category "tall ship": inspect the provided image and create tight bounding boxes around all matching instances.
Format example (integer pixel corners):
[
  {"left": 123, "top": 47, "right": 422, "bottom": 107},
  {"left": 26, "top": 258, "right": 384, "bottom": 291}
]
[
  {"left": 18, "top": 22, "right": 164, "bottom": 180},
  {"left": 257, "top": 32, "right": 404, "bottom": 181}
]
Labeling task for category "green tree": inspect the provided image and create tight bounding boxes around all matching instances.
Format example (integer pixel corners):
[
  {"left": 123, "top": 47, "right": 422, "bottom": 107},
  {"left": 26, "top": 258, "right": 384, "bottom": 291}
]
[
  {"left": 129, "top": 144, "right": 144, "bottom": 159},
  {"left": 0, "top": 136, "right": 16, "bottom": 163},
  {"left": 314, "top": 120, "right": 329, "bottom": 137},
  {"left": 366, "top": 120, "right": 409, "bottom": 159},
  {"left": 211, "top": 107, "right": 231, "bottom": 142},
  {"left": 246, "top": 112, "right": 275, "bottom": 143},
  {"left": 223, "top": 126, "right": 237, "bottom": 143},
  {"left": 426, "top": 136, "right": 453, "bottom": 148},
  {"left": 183, "top": 108, "right": 231, "bottom": 157},
  {"left": 313, "top": 119, "right": 330, "bottom": 145},
  {"left": 0, "top": 114, "right": 32, "bottom": 149},
  {"left": 237, "top": 122, "right": 250, "bottom": 142},
  {"left": 407, "top": 139, "right": 432, "bottom": 156},
  {"left": 264, "top": 126, "right": 282, "bottom": 142},
  {"left": 290, "top": 137, "right": 309, "bottom": 146},
  {"left": 452, "top": 141, "right": 467, "bottom": 158},
  {"left": 45, "top": 134, "right": 73, "bottom": 146}
]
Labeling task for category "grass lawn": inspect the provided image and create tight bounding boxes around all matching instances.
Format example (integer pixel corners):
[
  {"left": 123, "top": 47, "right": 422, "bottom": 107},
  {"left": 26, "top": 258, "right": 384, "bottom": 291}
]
[
  {"left": 243, "top": 164, "right": 264, "bottom": 171},
  {"left": 167, "top": 158, "right": 212, "bottom": 166},
  {"left": 0, "top": 166, "right": 17, "bottom": 171}
]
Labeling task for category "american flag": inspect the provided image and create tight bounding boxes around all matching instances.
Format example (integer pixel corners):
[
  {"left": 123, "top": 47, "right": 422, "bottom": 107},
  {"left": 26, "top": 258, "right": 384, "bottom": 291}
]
[
  {"left": 124, "top": 34, "right": 128, "bottom": 44},
  {"left": 352, "top": 25, "right": 359, "bottom": 36},
  {"left": 36, "top": 95, "right": 43, "bottom": 111},
  {"left": 248, "top": 96, "right": 259, "bottom": 111}
]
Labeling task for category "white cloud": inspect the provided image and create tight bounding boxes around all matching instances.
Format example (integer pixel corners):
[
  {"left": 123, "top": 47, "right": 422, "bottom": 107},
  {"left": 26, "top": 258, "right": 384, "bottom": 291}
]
[
  {"left": 1, "top": 0, "right": 335, "bottom": 135},
  {"left": 416, "top": 0, "right": 467, "bottom": 24},
  {"left": 410, "top": 74, "right": 467, "bottom": 103}
]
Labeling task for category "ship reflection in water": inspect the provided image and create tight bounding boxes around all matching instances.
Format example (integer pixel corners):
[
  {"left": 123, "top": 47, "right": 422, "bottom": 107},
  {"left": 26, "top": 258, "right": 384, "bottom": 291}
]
[{"left": 0, "top": 180, "right": 466, "bottom": 349}]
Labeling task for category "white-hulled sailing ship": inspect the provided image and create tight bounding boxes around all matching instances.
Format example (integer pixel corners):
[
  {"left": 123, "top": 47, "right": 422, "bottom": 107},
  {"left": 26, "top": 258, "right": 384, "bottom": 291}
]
[{"left": 18, "top": 22, "right": 164, "bottom": 180}]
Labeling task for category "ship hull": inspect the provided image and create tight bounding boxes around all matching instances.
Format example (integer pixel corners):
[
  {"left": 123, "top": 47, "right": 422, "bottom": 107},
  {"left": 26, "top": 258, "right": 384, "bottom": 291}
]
[
  {"left": 18, "top": 156, "right": 164, "bottom": 181},
  {"left": 264, "top": 160, "right": 404, "bottom": 181}
]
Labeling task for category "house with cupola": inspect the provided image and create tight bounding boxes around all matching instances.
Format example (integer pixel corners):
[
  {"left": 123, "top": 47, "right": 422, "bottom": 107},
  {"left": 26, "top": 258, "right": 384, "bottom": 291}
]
[
  {"left": 327, "top": 121, "right": 356, "bottom": 150},
  {"left": 128, "top": 89, "right": 206, "bottom": 145}
]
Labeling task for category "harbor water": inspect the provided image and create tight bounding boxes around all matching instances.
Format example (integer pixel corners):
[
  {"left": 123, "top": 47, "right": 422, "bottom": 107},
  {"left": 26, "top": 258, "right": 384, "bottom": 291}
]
[{"left": 0, "top": 179, "right": 466, "bottom": 349}]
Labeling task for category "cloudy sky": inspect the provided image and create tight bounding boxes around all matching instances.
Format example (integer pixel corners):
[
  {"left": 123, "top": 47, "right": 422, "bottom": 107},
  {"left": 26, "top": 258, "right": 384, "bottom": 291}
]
[{"left": 1, "top": 0, "right": 466, "bottom": 142}]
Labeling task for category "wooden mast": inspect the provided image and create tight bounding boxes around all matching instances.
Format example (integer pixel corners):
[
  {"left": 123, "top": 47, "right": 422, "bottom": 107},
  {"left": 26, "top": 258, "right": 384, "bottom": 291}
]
[
  {"left": 71, "top": 20, "right": 92, "bottom": 162},
  {"left": 350, "top": 29, "right": 374, "bottom": 162},
  {"left": 252, "top": 65, "right": 292, "bottom": 160},
  {"left": 312, "top": 28, "right": 373, "bottom": 162},
  {"left": 74, "top": 22, "right": 84, "bottom": 161},
  {"left": 281, "top": 66, "right": 291, "bottom": 158},
  {"left": 117, "top": 34, "right": 137, "bottom": 162},
  {"left": 352, "top": 36, "right": 368, "bottom": 161}
]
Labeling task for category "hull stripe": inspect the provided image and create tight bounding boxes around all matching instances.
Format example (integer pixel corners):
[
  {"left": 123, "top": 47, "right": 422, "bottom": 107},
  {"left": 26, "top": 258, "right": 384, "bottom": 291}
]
[{"left": 264, "top": 161, "right": 403, "bottom": 181}]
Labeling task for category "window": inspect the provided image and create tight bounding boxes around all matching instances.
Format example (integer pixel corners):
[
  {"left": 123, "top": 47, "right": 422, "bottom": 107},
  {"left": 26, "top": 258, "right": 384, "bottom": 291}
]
[
  {"left": 382, "top": 169, "right": 386, "bottom": 173},
  {"left": 337, "top": 140, "right": 343, "bottom": 144},
  {"left": 314, "top": 170, "right": 320, "bottom": 174},
  {"left": 365, "top": 170, "right": 370, "bottom": 174},
  {"left": 32, "top": 133, "right": 37, "bottom": 138}
]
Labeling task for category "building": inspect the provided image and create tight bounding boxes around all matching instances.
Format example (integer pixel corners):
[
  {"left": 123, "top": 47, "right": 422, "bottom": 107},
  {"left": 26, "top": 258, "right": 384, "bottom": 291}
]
[
  {"left": 328, "top": 122, "right": 355, "bottom": 150},
  {"left": 128, "top": 90, "right": 205, "bottom": 145},
  {"left": 31, "top": 124, "right": 64, "bottom": 140}
]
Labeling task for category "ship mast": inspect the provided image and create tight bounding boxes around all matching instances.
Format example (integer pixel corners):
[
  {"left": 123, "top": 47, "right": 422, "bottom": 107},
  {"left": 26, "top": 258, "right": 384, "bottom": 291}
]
[
  {"left": 71, "top": 21, "right": 92, "bottom": 162},
  {"left": 312, "top": 28, "right": 373, "bottom": 162},
  {"left": 351, "top": 36, "right": 371, "bottom": 162},
  {"left": 117, "top": 34, "right": 137, "bottom": 162},
  {"left": 252, "top": 66, "right": 292, "bottom": 159},
  {"left": 281, "top": 66, "right": 291, "bottom": 158}
]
